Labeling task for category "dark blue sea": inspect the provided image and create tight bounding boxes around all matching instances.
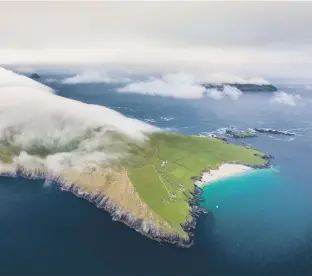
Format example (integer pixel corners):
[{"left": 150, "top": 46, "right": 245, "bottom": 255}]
[{"left": 1, "top": 78, "right": 312, "bottom": 276}]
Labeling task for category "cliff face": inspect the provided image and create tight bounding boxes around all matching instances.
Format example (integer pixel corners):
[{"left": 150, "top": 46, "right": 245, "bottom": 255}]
[
  {"left": 0, "top": 163, "right": 195, "bottom": 247},
  {"left": 0, "top": 133, "right": 272, "bottom": 248},
  {"left": 203, "top": 83, "right": 278, "bottom": 92},
  {"left": 0, "top": 146, "right": 271, "bottom": 248}
]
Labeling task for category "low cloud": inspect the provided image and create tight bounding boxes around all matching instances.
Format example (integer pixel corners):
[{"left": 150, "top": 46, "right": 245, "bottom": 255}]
[
  {"left": 117, "top": 73, "right": 246, "bottom": 100},
  {"left": 0, "top": 67, "right": 156, "bottom": 175},
  {"left": 206, "top": 85, "right": 242, "bottom": 100},
  {"left": 197, "top": 73, "right": 270, "bottom": 85},
  {"left": 62, "top": 71, "right": 131, "bottom": 84},
  {"left": 117, "top": 73, "right": 205, "bottom": 99},
  {"left": 304, "top": 85, "right": 312, "bottom": 90},
  {"left": 0, "top": 67, "right": 51, "bottom": 91},
  {"left": 15, "top": 67, "right": 35, "bottom": 74},
  {"left": 271, "top": 91, "right": 302, "bottom": 106}
]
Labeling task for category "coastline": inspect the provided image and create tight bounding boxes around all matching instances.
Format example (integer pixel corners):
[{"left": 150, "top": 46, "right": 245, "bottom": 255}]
[
  {"left": 0, "top": 154, "right": 270, "bottom": 247},
  {"left": 195, "top": 163, "right": 255, "bottom": 188},
  {"left": 0, "top": 163, "right": 208, "bottom": 248}
]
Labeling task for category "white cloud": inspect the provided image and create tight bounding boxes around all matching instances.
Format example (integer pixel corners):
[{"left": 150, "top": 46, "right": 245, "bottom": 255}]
[
  {"left": 0, "top": 67, "right": 50, "bottom": 91},
  {"left": 271, "top": 91, "right": 302, "bottom": 106},
  {"left": 117, "top": 73, "right": 206, "bottom": 99},
  {"left": 223, "top": 85, "right": 243, "bottom": 100},
  {"left": 1, "top": 2, "right": 312, "bottom": 49},
  {"left": 197, "top": 73, "right": 270, "bottom": 85},
  {"left": 0, "top": 67, "right": 156, "bottom": 174},
  {"left": 205, "top": 89, "right": 224, "bottom": 100},
  {"left": 304, "top": 85, "right": 312, "bottom": 90},
  {"left": 117, "top": 73, "right": 244, "bottom": 100},
  {"left": 62, "top": 71, "right": 130, "bottom": 84},
  {"left": 206, "top": 85, "right": 242, "bottom": 100},
  {"left": 15, "top": 67, "right": 35, "bottom": 74},
  {"left": 0, "top": 2, "right": 311, "bottom": 82}
]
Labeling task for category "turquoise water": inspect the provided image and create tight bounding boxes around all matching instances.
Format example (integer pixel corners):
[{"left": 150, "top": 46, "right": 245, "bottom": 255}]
[
  {"left": 1, "top": 79, "right": 312, "bottom": 275},
  {"left": 200, "top": 169, "right": 312, "bottom": 261}
]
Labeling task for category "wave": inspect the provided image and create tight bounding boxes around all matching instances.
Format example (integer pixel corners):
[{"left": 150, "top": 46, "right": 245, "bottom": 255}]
[
  {"left": 268, "top": 136, "right": 295, "bottom": 142},
  {"left": 253, "top": 128, "right": 296, "bottom": 136},
  {"left": 286, "top": 127, "right": 312, "bottom": 133},
  {"left": 144, "top": 118, "right": 156, "bottom": 123},
  {"left": 160, "top": 117, "right": 174, "bottom": 121},
  {"left": 200, "top": 126, "right": 301, "bottom": 142}
]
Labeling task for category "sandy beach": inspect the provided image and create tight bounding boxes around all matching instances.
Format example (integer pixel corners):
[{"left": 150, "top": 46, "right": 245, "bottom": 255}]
[{"left": 195, "top": 163, "right": 252, "bottom": 188}]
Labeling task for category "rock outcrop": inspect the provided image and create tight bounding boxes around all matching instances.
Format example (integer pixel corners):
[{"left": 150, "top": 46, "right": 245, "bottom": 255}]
[
  {"left": 253, "top": 128, "right": 295, "bottom": 136},
  {"left": 203, "top": 83, "right": 278, "bottom": 92},
  {"left": 29, "top": 73, "right": 41, "bottom": 79}
]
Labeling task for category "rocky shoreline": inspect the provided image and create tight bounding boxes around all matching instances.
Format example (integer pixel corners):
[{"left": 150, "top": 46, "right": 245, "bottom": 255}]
[
  {"left": 253, "top": 128, "right": 295, "bottom": 136},
  {"left": 0, "top": 147, "right": 272, "bottom": 248},
  {"left": 0, "top": 166, "right": 211, "bottom": 248},
  {"left": 0, "top": 146, "right": 272, "bottom": 248},
  {"left": 203, "top": 83, "right": 278, "bottom": 92}
]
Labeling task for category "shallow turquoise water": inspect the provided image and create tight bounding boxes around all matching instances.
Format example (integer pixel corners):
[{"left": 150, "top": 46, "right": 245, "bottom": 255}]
[
  {"left": 1, "top": 79, "right": 312, "bottom": 275},
  {"left": 200, "top": 169, "right": 312, "bottom": 261}
]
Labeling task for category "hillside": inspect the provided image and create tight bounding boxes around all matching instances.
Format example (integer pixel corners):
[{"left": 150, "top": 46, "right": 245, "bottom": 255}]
[{"left": 0, "top": 131, "right": 269, "bottom": 246}]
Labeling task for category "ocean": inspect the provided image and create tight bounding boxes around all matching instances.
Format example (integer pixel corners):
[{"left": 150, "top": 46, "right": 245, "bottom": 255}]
[{"left": 1, "top": 78, "right": 312, "bottom": 275}]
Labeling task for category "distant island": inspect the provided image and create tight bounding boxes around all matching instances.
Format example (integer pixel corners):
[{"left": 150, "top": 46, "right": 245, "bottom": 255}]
[
  {"left": 225, "top": 129, "right": 257, "bottom": 138},
  {"left": 253, "top": 128, "right": 295, "bottom": 136},
  {"left": 203, "top": 83, "right": 278, "bottom": 92},
  {"left": 29, "top": 73, "right": 41, "bottom": 79},
  {"left": 0, "top": 132, "right": 271, "bottom": 247}
]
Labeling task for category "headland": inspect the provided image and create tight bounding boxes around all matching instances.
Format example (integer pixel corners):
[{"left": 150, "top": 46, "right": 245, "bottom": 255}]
[{"left": 0, "top": 132, "right": 271, "bottom": 247}]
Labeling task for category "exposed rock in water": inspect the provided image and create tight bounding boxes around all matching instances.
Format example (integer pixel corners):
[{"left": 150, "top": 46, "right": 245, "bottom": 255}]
[
  {"left": 253, "top": 128, "right": 295, "bottom": 136},
  {"left": 203, "top": 83, "right": 278, "bottom": 92},
  {"left": 225, "top": 129, "right": 257, "bottom": 138},
  {"left": 254, "top": 153, "right": 274, "bottom": 160},
  {"left": 210, "top": 134, "right": 228, "bottom": 142}
]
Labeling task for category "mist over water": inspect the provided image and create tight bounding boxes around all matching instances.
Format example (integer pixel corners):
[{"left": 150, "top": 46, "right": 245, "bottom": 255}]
[{"left": 1, "top": 73, "right": 312, "bottom": 275}]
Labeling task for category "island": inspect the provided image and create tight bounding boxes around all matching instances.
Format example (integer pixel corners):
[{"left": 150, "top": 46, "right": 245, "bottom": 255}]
[
  {"left": 29, "top": 73, "right": 41, "bottom": 79},
  {"left": 203, "top": 83, "right": 278, "bottom": 92},
  {"left": 253, "top": 128, "right": 295, "bottom": 136},
  {"left": 225, "top": 129, "right": 257, "bottom": 138},
  {"left": 0, "top": 132, "right": 270, "bottom": 247}
]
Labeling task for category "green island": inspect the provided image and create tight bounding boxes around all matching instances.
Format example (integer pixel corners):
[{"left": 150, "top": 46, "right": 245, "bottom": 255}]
[
  {"left": 225, "top": 129, "right": 257, "bottom": 138},
  {"left": 0, "top": 132, "right": 269, "bottom": 247}
]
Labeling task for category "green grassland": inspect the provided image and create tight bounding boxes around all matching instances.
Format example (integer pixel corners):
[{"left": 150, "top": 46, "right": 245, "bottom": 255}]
[
  {"left": 0, "top": 131, "right": 267, "bottom": 239},
  {"left": 234, "top": 131, "right": 257, "bottom": 138},
  {"left": 126, "top": 132, "right": 266, "bottom": 236}
]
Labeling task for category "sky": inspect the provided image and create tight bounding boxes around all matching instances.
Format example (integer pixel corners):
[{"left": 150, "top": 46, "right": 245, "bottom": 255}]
[{"left": 0, "top": 1, "right": 312, "bottom": 80}]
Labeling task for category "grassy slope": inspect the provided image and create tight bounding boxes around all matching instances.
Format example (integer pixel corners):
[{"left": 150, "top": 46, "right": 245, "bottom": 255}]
[
  {"left": 0, "top": 132, "right": 266, "bottom": 239},
  {"left": 126, "top": 132, "right": 266, "bottom": 236}
]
